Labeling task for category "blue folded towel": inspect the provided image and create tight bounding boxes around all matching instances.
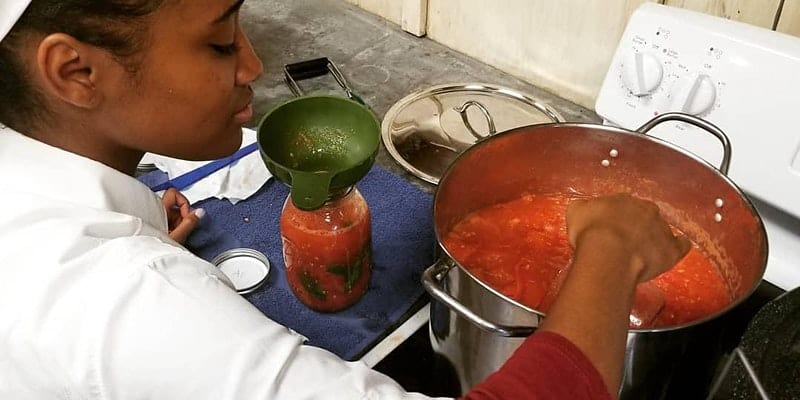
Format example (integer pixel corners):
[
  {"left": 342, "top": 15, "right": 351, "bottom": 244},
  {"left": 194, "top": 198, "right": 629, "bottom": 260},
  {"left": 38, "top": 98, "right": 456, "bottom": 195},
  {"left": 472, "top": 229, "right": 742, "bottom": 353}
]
[{"left": 138, "top": 165, "right": 435, "bottom": 360}]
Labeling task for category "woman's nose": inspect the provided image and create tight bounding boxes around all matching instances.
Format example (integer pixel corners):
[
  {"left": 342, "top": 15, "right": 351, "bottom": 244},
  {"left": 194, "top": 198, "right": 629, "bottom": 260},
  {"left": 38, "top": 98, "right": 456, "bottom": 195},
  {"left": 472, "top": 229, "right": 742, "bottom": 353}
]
[{"left": 236, "top": 31, "right": 264, "bottom": 86}]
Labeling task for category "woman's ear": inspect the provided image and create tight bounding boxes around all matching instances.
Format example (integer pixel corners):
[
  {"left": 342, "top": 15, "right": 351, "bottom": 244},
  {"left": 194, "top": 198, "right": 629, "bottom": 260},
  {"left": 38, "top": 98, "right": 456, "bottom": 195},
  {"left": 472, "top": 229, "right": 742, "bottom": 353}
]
[{"left": 35, "top": 33, "right": 106, "bottom": 110}]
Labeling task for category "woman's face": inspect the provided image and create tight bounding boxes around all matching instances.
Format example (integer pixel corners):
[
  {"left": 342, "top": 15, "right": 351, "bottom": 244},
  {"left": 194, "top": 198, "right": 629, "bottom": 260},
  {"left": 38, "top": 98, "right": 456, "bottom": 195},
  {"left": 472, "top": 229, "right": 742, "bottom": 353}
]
[{"left": 100, "top": 0, "right": 263, "bottom": 161}]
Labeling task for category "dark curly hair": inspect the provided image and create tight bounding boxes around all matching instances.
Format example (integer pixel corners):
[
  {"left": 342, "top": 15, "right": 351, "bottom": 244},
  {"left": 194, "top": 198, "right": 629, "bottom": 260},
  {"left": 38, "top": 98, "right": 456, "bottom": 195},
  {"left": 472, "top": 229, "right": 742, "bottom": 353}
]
[{"left": 0, "top": 0, "right": 166, "bottom": 132}]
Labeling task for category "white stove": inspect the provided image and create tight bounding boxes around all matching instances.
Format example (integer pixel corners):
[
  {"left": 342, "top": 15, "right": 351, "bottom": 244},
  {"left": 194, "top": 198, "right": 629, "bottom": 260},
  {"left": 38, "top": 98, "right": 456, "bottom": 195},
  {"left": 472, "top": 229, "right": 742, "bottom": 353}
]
[{"left": 596, "top": 3, "right": 800, "bottom": 292}]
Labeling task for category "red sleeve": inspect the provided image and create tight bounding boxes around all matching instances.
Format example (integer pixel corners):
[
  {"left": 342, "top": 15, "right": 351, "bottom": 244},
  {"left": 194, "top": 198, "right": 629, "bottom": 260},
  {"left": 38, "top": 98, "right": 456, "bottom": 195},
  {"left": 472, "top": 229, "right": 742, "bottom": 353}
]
[{"left": 459, "top": 331, "right": 613, "bottom": 400}]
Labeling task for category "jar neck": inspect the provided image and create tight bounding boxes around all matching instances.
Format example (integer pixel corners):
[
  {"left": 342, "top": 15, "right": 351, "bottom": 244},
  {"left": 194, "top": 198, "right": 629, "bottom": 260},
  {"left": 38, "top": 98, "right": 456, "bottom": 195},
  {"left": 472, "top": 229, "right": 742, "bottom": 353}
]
[
  {"left": 327, "top": 185, "right": 355, "bottom": 202},
  {"left": 284, "top": 186, "right": 360, "bottom": 212}
]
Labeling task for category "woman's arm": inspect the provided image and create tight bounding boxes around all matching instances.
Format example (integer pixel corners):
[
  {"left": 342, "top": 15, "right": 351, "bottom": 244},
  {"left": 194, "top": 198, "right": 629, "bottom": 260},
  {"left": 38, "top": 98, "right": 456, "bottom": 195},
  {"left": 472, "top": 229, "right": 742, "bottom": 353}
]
[{"left": 542, "top": 194, "right": 690, "bottom": 394}]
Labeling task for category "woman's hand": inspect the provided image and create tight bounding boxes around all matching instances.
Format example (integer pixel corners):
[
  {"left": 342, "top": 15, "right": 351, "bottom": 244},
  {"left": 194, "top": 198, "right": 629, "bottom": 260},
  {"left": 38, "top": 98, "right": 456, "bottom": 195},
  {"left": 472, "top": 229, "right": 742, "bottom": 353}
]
[
  {"left": 161, "top": 188, "right": 205, "bottom": 244},
  {"left": 566, "top": 193, "right": 691, "bottom": 282}
]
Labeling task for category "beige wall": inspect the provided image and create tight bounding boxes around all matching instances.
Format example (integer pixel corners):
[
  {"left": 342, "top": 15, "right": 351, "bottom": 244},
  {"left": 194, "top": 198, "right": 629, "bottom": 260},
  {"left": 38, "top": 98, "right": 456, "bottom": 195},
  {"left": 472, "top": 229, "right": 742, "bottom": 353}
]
[
  {"left": 777, "top": 0, "right": 800, "bottom": 36},
  {"left": 343, "top": 0, "right": 403, "bottom": 25},
  {"left": 427, "top": 0, "right": 647, "bottom": 109},
  {"left": 347, "top": 0, "right": 800, "bottom": 109},
  {"left": 664, "top": 0, "right": 782, "bottom": 28}
]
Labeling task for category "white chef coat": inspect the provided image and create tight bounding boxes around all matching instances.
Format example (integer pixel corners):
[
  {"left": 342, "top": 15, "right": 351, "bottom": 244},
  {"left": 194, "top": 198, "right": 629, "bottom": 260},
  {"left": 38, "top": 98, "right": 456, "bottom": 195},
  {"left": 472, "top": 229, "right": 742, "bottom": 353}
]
[{"left": 0, "top": 126, "right": 443, "bottom": 400}]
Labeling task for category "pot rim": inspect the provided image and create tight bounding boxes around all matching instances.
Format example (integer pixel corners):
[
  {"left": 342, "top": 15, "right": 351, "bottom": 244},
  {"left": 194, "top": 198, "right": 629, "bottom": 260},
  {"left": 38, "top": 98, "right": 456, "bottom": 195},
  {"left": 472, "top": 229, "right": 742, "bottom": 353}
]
[{"left": 432, "top": 120, "right": 769, "bottom": 333}]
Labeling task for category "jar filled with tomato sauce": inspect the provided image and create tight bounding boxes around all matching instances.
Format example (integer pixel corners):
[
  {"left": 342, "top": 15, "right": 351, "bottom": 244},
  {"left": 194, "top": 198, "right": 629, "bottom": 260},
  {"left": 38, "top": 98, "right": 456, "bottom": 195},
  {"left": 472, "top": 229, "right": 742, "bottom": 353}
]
[{"left": 280, "top": 187, "right": 372, "bottom": 312}]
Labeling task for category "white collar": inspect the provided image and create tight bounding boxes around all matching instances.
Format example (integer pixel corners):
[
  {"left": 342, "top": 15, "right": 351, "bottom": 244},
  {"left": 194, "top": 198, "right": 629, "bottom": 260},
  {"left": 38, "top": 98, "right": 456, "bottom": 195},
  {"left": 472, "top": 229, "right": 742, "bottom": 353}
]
[
  {"left": 0, "top": 1, "right": 32, "bottom": 43},
  {"left": 0, "top": 125, "right": 167, "bottom": 231}
]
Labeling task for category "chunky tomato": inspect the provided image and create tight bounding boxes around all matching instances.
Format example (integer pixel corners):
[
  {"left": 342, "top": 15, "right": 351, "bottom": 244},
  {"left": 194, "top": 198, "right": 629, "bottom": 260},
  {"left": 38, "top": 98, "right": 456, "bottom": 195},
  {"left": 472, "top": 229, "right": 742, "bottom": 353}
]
[
  {"left": 280, "top": 188, "right": 371, "bottom": 312},
  {"left": 443, "top": 193, "right": 732, "bottom": 328}
]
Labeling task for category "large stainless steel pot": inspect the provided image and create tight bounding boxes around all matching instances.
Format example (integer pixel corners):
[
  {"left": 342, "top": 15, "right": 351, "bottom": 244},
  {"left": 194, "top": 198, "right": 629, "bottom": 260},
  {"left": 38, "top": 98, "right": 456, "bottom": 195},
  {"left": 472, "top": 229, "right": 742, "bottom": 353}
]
[{"left": 422, "top": 113, "right": 768, "bottom": 399}]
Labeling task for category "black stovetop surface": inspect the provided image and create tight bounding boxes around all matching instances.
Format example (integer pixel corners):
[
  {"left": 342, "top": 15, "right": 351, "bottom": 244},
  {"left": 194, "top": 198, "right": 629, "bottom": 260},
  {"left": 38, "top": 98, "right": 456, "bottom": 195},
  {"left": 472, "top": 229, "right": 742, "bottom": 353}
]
[{"left": 714, "top": 284, "right": 800, "bottom": 400}]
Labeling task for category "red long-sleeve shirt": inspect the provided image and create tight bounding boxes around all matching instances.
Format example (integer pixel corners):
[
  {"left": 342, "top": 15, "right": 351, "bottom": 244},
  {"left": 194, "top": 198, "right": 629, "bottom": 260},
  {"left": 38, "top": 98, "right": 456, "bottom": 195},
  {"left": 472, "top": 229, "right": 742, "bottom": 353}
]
[{"left": 461, "top": 331, "right": 613, "bottom": 400}]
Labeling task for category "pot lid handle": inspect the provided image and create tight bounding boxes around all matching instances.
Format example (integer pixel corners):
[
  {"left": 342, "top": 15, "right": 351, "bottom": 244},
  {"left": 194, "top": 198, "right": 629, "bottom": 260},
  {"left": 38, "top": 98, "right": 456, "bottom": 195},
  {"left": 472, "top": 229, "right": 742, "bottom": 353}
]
[
  {"left": 422, "top": 258, "right": 536, "bottom": 337},
  {"left": 635, "top": 112, "right": 732, "bottom": 175},
  {"left": 454, "top": 100, "right": 498, "bottom": 140},
  {"left": 381, "top": 83, "right": 564, "bottom": 185}
]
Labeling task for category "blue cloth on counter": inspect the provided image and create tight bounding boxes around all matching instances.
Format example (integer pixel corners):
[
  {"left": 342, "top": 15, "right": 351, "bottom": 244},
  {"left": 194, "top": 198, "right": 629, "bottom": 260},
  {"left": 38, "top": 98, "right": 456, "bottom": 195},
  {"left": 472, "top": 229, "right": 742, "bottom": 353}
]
[{"left": 138, "top": 165, "right": 435, "bottom": 360}]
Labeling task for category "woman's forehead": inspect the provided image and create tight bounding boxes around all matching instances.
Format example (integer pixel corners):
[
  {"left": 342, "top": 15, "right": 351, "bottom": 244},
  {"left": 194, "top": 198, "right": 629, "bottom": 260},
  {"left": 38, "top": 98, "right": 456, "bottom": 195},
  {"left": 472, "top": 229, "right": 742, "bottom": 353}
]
[{"left": 147, "top": 0, "right": 244, "bottom": 43}]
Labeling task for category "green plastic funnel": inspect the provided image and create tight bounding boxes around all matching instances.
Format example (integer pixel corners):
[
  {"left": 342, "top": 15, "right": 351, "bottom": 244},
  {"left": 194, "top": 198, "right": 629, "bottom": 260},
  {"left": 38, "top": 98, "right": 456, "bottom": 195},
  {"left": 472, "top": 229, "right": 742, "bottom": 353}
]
[{"left": 257, "top": 95, "right": 380, "bottom": 210}]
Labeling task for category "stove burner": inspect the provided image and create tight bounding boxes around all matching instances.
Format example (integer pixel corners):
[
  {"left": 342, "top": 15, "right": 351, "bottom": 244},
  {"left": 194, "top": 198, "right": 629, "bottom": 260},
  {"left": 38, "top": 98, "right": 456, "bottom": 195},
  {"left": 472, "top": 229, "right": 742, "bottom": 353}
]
[{"left": 713, "top": 287, "right": 800, "bottom": 399}]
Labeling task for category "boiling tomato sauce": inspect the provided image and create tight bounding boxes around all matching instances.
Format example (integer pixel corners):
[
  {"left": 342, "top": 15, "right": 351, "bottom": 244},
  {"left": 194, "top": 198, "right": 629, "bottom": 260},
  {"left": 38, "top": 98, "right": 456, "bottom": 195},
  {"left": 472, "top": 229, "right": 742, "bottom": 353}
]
[
  {"left": 442, "top": 193, "right": 732, "bottom": 328},
  {"left": 280, "top": 190, "right": 371, "bottom": 312}
]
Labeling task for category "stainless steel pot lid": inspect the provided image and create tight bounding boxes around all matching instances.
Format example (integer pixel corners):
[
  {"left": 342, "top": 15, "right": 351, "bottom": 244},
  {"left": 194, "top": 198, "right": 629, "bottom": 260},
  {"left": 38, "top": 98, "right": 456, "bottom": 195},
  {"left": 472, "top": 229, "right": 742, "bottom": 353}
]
[{"left": 381, "top": 83, "right": 564, "bottom": 184}]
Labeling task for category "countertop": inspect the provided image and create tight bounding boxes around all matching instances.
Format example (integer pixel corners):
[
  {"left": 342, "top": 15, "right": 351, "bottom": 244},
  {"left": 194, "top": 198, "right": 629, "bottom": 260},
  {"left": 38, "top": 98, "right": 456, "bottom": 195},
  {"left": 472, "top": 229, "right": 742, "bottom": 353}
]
[{"left": 241, "top": 0, "right": 600, "bottom": 198}]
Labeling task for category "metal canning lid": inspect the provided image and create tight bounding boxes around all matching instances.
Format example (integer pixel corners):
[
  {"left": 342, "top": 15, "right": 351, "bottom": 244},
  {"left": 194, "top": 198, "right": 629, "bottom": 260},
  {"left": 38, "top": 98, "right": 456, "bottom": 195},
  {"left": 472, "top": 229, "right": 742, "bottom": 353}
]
[
  {"left": 211, "top": 248, "right": 271, "bottom": 295},
  {"left": 381, "top": 83, "right": 564, "bottom": 184}
]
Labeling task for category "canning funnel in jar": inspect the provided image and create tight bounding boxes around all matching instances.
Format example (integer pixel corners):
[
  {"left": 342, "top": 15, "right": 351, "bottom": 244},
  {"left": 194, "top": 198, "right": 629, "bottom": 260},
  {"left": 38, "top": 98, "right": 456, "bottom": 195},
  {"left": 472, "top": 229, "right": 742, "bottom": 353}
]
[{"left": 256, "top": 58, "right": 380, "bottom": 312}]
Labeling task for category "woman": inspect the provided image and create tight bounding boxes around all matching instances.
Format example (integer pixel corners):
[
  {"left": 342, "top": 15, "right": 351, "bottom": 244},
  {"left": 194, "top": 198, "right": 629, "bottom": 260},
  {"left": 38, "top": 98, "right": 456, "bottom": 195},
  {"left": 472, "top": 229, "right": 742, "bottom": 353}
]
[{"left": 0, "top": 1, "right": 689, "bottom": 399}]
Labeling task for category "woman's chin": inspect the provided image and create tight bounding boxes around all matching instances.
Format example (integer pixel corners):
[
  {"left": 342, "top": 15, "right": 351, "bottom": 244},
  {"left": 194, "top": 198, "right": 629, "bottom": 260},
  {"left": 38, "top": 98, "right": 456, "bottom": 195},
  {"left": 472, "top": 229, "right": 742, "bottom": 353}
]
[
  {"left": 178, "top": 137, "right": 243, "bottom": 161},
  {"left": 206, "top": 140, "right": 244, "bottom": 160},
  {"left": 208, "top": 127, "right": 246, "bottom": 157}
]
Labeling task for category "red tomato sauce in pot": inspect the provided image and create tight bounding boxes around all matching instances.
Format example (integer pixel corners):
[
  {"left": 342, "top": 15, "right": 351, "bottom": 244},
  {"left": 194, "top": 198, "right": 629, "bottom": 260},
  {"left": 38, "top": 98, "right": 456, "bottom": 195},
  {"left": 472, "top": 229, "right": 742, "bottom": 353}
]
[{"left": 442, "top": 193, "right": 732, "bottom": 328}]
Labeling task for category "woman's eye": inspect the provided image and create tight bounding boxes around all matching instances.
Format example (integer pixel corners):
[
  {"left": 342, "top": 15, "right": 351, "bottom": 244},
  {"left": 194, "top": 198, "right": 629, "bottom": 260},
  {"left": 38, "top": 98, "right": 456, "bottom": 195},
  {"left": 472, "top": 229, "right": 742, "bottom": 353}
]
[{"left": 211, "top": 42, "right": 240, "bottom": 56}]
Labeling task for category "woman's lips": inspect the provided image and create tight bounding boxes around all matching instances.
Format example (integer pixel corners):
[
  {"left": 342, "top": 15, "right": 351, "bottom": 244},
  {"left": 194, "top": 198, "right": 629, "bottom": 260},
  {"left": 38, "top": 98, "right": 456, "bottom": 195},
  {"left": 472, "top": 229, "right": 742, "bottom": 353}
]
[{"left": 233, "top": 102, "right": 254, "bottom": 124}]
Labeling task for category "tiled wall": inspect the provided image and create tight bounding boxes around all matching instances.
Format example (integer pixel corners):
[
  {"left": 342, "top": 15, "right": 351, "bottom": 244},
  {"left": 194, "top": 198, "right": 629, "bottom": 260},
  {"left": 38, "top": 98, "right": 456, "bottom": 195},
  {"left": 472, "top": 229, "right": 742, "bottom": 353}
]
[{"left": 345, "top": 0, "right": 800, "bottom": 109}]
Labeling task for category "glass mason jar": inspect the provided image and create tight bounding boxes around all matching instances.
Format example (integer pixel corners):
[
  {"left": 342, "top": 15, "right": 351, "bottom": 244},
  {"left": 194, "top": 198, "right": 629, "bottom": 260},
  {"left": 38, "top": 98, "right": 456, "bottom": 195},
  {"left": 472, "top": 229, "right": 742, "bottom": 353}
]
[{"left": 279, "top": 186, "right": 372, "bottom": 312}]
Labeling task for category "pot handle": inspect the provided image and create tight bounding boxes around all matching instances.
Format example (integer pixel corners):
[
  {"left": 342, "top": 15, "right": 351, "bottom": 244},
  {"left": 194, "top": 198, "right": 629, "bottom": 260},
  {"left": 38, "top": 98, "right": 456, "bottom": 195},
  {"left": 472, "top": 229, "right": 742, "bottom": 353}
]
[
  {"left": 283, "top": 57, "right": 367, "bottom": 106},
  {"left": 422, "top": 258, "right": 536, "bottom": 337},
  {"left": 635, "top": 112, "right": 732, "bottom": 175}
]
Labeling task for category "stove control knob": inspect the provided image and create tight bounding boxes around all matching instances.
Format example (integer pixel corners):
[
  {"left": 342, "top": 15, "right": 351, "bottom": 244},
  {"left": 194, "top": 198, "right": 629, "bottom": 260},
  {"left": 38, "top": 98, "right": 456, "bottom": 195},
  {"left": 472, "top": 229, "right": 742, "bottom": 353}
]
[
  {"left": 675, "top": 74, "right": 717, "bottom": 115},
  {"left": 621, "top": 51, "right": 664, "bottom": 96}
]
